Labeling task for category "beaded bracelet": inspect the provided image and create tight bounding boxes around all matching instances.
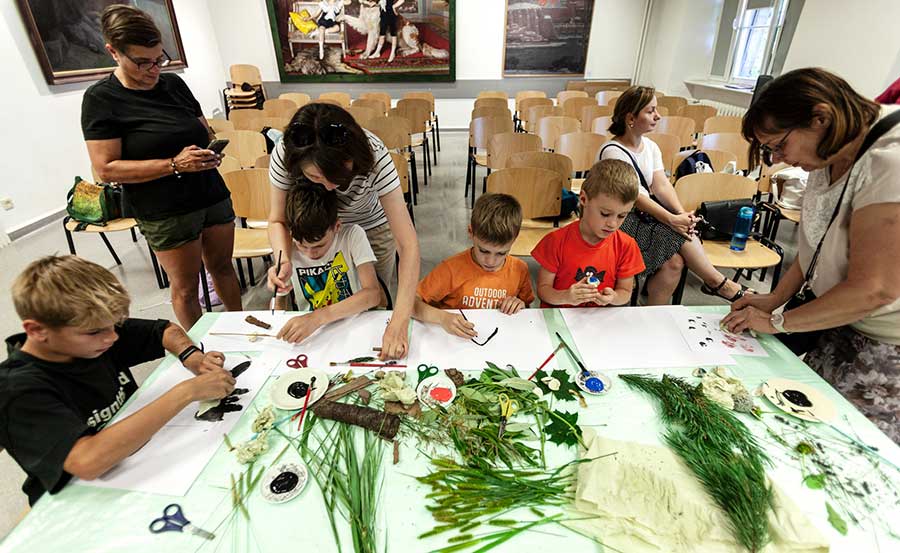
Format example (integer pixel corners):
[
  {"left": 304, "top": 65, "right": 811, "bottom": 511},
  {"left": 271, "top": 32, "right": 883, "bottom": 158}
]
[{"left": 170, "top": 158, "right": 182, "bottom": 179}]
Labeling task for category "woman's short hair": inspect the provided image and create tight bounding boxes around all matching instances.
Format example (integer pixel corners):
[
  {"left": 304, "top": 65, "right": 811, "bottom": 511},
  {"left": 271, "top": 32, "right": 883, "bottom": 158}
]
[
  {"left": 609, "top": 86, "right": 657, "bottom": 136},
  {"left": 100, "top": 5, "right": 161, "bottom": 52},
  {"left": 283, "top": 103, "right": 375, "bottom": 189},
  {"left": 742, "top": 67, "right": 880, "bottom": 169}
]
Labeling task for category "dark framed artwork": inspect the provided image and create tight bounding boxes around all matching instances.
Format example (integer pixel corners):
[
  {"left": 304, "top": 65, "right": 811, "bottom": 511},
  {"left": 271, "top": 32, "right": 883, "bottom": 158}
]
[
  {"left": 502, "top": 0, "right": 594, "bottom": 77},
  {"left": 16, "top": 0, "right": 188, "bottom": 85},
  {"left": 266, "top": 0, "right": 455, "bottom": 82}
]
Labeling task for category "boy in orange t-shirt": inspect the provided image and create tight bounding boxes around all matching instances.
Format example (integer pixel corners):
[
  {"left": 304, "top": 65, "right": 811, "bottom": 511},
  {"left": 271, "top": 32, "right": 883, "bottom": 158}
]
[
  {"left": 532, "top": 159, "right": 645, "bottom": 308},
  {"left": 415, "top": 193, "right": 535, "bottom": 337}
]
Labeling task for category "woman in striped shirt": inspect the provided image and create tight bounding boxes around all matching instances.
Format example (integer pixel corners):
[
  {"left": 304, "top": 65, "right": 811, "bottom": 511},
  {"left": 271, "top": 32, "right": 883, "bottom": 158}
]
[{"left": 267, "top": 103, "right": 419, "bottom": 359}]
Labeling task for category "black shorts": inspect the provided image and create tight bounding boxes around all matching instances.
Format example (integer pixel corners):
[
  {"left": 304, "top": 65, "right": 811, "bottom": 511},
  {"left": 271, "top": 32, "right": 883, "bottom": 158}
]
[
  {"left": 317, "top": 15, "right": 338, "bottom": 29},
  {"left": 379, "top": 9, "right": 398, "bottom": 35}
]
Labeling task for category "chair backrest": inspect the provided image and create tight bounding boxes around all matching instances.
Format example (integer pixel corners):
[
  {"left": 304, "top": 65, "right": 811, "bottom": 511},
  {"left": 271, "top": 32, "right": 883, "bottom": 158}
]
[
  {"left": 580, "top": 104, "right": 612, "bottom": 131},
  {"left": 314, "top": 98, "right": 344, "bottom": 107},
  {"left": 583, "top": 82, "right": 629, "bottom": 97},
  {"left": 657, "top": 96, "right": 688, "bottom": 115},
  {"left": 259, "top": 117, "right": 290, "bottom": 131},
  {"left": 556, "top": 90, "right": 588, "bottom": 106},
  {"left": 478, "top": 90, "right": 508, "bottom": 100},
  {"left": 486, "top": 168, "right": 564, "bottom": 219},
  {"left": 254, "top": 154, "right": 271, "bottom": 169},
  {"left": 674, "top": 172, "right": 758, "bottom": 212},
  {"left": 657, "top": 116, "right": 696, "bottom": 148},
  {"left": 403, "top": 91, "right": 435, "bottom": 113},
  {"left": 472, "top": 106, "right": 512, "bottom": 120},
  {"left": 395, "top": 98, "right": 432, "bottom": 133},
  {"left": 518, "top": 97, "right": 553, "bottom": 123},
  {"left": 279, "top": 92, "right": 310, "bottom": 107},
  {"left": 389, "top": 152, "right": 410, "bottom": 194},
  {"left": 318, "top": 92, "right": 351, "bottom": 107},
  {"left": 656, "top": 105, "right": 669, "bottom": 117},
  {"left": 703, "top": 115, "right": 742, "bottom": 135},
  {"left": 487, "top": 132, "right": 542, "bottom": 170},
  {"left": 562, "top": 97, "right": 598, "bottom": 120},
  {"left": 353, "top": 98, "right": 388, "bottom": 116},
  {"left": 595, "top": 90, "right": 623, "bottom": 106},
  {"left": 230, "top": 64, "right": 263, "bottom": 86},
  {"left": 537, "top": 116, "right": 581, "bottom": 151},
  {"left": 524, "top": 105, "right": 562, "bottom": 133},
  {"left": 556, "top": 132, "right": 606, "bottom": 172},
  {"left": 590, "top": 116, "right": 613, "bottom": 136},
  {"left": 474, "top": 97, "right": 509, "bottom": 110},
  {"left": 217, "top": 130, "right": 268, "bottom": 168},
  {"left": 515, "top": 90, "right": 547, "bottom": 112},
  {"left": 218, "top": 155, "right": 241, "bottom": 175},
  {"left": 208, "top": 118, "right": 234, "bottom": 135},
  {"left": 360, "top": 92, "right": 392, "bottom": 111},
  {"left": 263, "top": 98, "right": 298, "bottom": 119},
  {"left": 758, "top": 161, "right": 790, "bottom": 194},
  {"left": 645, "top": 132, "right": 681, "bottom": 175},
  {"left": 677, "top": 104, "right": 717, "bottom": 135},
  {"left": 228, "top": 109, "right": 265, "bottom": 131},
  {"left": 365, "top": 115, "right": 412, "bottom": 150},
  {"left": 699, "top": 132, "right": 751, "bottom": 171},
  {"left": 470, "top": 116, "right": 514, "bottom": 150},
  {"left": 505, "top": 151, "right": 573, "bottom": 186},
  {"left": 348, "top": 106, "right": 377, "bottom": 128},
  {"left": 221, "top": 168, "right": 271, "bottom": 219},
  {"left": 672, "top": 149, "right": 739, "bottom": 175}
]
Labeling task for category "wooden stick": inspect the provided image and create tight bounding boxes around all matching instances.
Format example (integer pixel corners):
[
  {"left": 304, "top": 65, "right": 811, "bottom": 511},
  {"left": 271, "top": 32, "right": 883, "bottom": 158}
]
[
  {"left": 328, "top": 362, "right": 407, "bottom": 368},
  {"left": 208, "top": 332, "right": 276, "bottom": 338},
  {"left": 321, "top": 376, "right": 373, "bottom": 402}
]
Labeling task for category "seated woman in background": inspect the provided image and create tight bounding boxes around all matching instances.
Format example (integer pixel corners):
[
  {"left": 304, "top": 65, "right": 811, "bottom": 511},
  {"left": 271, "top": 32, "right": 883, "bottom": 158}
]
[{"left": 598, "top": 86, "right": 750, "bottom": 305}]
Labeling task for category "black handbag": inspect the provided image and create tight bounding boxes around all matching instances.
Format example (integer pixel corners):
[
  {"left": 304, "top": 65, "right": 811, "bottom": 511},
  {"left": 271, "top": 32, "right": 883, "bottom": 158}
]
[{"left": 694, "top": 199, "right": 757, "bottom": 241}]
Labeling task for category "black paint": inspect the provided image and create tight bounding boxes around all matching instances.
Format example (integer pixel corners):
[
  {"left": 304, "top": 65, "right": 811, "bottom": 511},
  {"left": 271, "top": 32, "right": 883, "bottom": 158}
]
[
  {"left": 270, "top": 471, "right": 299, "bottom": 494},
  {"left": 783, "top": 389, "right": 813, "bottom": 407},
  {"left": 288, "top": 381, "right": 310, "bottom": 399}
]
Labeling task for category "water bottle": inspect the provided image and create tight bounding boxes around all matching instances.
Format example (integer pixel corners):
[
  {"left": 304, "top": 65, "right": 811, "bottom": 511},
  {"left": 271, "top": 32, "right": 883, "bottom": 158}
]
[{"left": 730, "top": 206, "right": 754, "bottom": 251}]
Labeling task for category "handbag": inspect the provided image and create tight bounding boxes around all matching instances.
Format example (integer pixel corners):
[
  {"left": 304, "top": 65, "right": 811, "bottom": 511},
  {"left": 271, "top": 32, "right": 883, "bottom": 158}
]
[
  {"left": 66, "top": 176, "right": 123, "bottom": 229},
  {"left": 694, "top": 198, "right": 757, "bottom": 241}
]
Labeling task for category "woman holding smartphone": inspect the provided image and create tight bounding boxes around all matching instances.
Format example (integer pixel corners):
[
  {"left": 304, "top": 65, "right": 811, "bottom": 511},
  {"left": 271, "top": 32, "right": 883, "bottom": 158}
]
[{"left": 82, "top": 5, "right": 241, "bottom": 329}]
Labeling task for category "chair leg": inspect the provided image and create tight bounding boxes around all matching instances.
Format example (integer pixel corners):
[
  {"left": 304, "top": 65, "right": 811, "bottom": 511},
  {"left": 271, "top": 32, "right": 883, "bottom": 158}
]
[
  {"left": 630, "top": 275, "right": 641, "bottom": 306},
  {"left": 99, "top": 232, "right": 122, "bottom": 265},
  {"left": 424, "top": 134, "right": 432, "bottom": 177},
  {"left": 247, "top": 258, "right": 256, "bottom": 287},
  {"left": 147, "top": 242, "right": 165, "bottom": 289},
  {"left": 483, "top": 167, "right": 491, "bottom": 195},
  {"left": 409, "top": 148, "right": 419, "bottom": 203},
  {"left": 430, "top": 122, "right": 438, "bottom": 164},
  {"left": 199, "top": 263, "right": 212, "bottom": 312},
  {"left": 235, "top": 259, "right": 247, "bottom": 290},
  {"left": 434, "top": 115, "right": 441, "bottom": 151},
  {"left": 672, "top": 266, "right": 689, "bottom": 305},
  {"left": 464, "top": 148, "right": 472, "bottom": 198},
  {"left": 130, "top": 227, "right": 138, "bottom": 242},
  {"left": 471, "top": 163, "right": 478, "bottom": 208},
  {"left": 63, "top": 219, "right": 76, "bottom": 255}
]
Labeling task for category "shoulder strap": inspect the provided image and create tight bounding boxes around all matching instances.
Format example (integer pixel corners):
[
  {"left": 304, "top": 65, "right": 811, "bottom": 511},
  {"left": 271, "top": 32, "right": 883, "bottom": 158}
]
[
  {"left": 855, "top": 108, "right": 900, "bottom": 162},
  {"left": 600, "top": 143, "right": 650, "bottom": 192}
]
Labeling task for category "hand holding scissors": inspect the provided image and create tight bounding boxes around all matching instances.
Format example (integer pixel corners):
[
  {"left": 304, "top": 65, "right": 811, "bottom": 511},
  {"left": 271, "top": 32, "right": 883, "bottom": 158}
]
[
  {"left": 497, "top": 393, "right": 519, "bottom": 438},
  {"left": 149, "top": 504, "right": 215, "bottom": 540}
]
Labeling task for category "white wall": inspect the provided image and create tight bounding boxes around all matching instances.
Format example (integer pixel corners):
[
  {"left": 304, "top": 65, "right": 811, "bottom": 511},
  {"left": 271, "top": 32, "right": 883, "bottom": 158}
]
[{"left": 0, "top": 0, "right": 226, "bottom": 233}]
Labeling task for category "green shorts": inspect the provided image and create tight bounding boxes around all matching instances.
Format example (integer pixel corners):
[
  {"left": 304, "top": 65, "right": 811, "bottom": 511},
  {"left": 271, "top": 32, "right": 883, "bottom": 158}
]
[{"left": 137, "top": 198, "right": 236, "bottom": 251}]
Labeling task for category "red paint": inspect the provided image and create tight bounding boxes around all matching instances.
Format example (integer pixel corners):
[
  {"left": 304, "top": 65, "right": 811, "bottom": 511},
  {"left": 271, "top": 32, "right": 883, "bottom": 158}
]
[{"left": 429, "top": 386, "right": 452, "bottom": 403}]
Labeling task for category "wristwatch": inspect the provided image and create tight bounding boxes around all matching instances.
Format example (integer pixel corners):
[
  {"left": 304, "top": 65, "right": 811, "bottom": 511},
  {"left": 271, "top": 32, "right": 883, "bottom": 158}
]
[{"left": 770, "top": 312, "right": 789, "bottom": 334}]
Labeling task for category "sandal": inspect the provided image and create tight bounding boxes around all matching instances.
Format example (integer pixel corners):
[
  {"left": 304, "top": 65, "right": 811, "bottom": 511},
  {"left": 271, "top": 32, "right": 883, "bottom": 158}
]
[{"left": 700, "top": 277, "right": 753, "bottom": 302}]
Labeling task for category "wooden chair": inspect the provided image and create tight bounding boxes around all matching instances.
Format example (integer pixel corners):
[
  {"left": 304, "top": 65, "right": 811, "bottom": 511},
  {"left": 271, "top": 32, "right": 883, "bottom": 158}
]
[
  {"left": 472, "top": 106, "right": 512, "bottom": 121},
  {"left": 675, "top": 172, "right": 784, "bottom": 288},
  {"left": 467, "top": 115, "right": 514, "bottom": 206},
  {"left": 506, "top": 151, "right": 574, "bottom": 190},
  {"left": 404, "top": 91, "right": 440, "bottom": 153},
  {"left": 360, "top": 92, "right": 392, "bottom": 111},
  {"left": 657, "top": 96, "right": 688, "bottom": 115},
  {"left": 208, "top": 118, "right": 234, "bottom": 134},
  {"left": 645, "top": 132, "right": 681, "bottom": 176},
  {"left": 657, "top": 116, "right": 696, "bottom": 148},
  {"left": 228, "top": 109, "right": 265, "bottom": 132},
  {"left": 487, "top": 132, "right": 542, "bottom": 172},
  {"left": 474, "top": 97, "right": 508, "bottom": 111},
  {"left": 217, "top": 130, "right": 268, "bottom": 168},
  {"left": 595, "top": 90, "right": 623, "bottom": 106},
  {"left": 656, "top": 106, "right": 669, "bottom": 116},
  {"left": 590, "top": 116, "right": 613, "bottom": 136},
  {"left": 487, "top": 168, "right": 565, "bottom": 242},
  {"left": 536, "top": 116, "right": 580, "bottom": 152},
  {"left": 519, "top": 99, "right": 555, "bottom": 132},
  {"left": 263, "top": 98, "right": 298, "bottom": 119},
  {"left": 221, "top": 168, "right": 273, "bottom": 288},
  {"left": 562, "top": 97, "right": 598, "bottom": 121},
  {"left": 218, "top": 155, "right": 241, "bottom": 175},
  {"left": 703, "top": 115, "right": 743, "bottom": 135},
  {"left": 478, "top": 90, "right": 508, "bottom": 100},
  {"left": 318, "top": 92, "right": 351, "bottom": 108},
  {"left": 699, "top": 132, "right": 751, "bottom": 172},
  {"left": 396, "top": 98, "right": 435, "bottom": 178},
  {"left": 556, "top": 90, "right": 588, "bottom": 106},
  {"left": 279, "top": 92, "right": 310, "bottom": 107},
  {"left": 230, "top": 64, "right": 264, "bottom": 88},
  {"left": 254, "top": 154, "right": 271, "bottom": 169},
  {"left": 365, "top": 115, "right": 419, "bottom": 204},
  {"left": 580, "top": 105, "right": 612, "bottom": 131},
  {"left": 556, "top": 132, "right": 605, "bottom": 177},
  {"left": 347, "top": 106, "right": 378, "bottom": 128},
  {"left": 671, "top": 149, "right": 738, "bottom": 176},
  {"left": 515, "top": 90, "right": 547, "bottom": 124},
  {"left": 389, "top": 151, "right": 414, "bottom": 224},
  {"left": 678, "top": 104, "right": 717, "bottom": 137},
  {"left": 259, "top": 117, "right": 290, "bottom": 131},
  {"left": 353, "top": 98, "right": 388, "bottom": 116}
]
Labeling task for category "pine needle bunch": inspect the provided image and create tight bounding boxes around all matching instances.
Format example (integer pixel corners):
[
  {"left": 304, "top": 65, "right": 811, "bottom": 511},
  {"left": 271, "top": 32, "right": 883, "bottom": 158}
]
[{"left": 620, "top": 374, "right": 773, "bottom": 553}]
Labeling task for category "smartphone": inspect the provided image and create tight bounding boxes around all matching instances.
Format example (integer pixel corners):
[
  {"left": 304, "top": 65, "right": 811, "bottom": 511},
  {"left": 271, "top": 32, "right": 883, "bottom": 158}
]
[{"left": 207, "top": 138, "right": 230, "bottom": 155}]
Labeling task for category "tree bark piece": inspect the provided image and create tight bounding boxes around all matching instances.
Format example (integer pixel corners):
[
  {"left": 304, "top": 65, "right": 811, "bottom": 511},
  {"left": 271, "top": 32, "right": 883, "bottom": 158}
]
[{"left": 311, "top": 400, "right": 401, "bottom": 440}]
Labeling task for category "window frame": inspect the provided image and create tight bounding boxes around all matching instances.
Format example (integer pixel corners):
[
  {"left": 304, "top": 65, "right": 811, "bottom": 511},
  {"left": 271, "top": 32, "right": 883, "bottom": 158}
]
[{"left": 711, "top": 0, "right": 791, "bottom": 85}]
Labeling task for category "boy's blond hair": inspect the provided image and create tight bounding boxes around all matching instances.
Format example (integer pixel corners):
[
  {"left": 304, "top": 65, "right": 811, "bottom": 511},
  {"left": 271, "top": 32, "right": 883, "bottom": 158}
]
[
  {"left": 582, "top": 159, "right": 639, "bottom": 204},
  {"left": 12, "top": 256, "right": 130, "bottom": 328},
  {"left": 471, "top": 193, "right": 522, "bottom": 245}
]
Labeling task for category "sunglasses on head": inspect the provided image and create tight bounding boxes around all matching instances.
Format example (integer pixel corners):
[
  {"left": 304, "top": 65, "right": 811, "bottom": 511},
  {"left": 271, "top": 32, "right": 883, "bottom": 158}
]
[{"left": 286, "top": 123, "right": 349, "bottom": 148}]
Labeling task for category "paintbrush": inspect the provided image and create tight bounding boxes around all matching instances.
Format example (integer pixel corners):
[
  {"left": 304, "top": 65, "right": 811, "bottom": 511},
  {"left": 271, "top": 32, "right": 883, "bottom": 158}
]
[
  {"left": 554, "top": 331, "right": 590, "bottom": 377},
  {"left": 272, "top": 250, "right": 283, "bottom": 316},
  {"left": 555, "top": 331, "right": 605, "bottom": 393},
  {"left": 527, "top": 342, "right": 565, "bottom": 381},
  {"left": 293, "top": 376, "right": 316, "bottom": 430}
]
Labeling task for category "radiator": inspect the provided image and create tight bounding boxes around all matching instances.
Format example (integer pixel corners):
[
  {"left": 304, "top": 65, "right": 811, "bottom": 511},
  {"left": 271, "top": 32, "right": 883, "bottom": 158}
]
[{"left": 695, "top": 99, "right": 748, "bottom": 118}]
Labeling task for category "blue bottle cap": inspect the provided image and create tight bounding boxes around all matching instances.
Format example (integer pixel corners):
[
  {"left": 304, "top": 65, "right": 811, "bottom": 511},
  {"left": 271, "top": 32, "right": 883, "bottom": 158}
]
[{"left": 739, "top": 206, "right": 755, "bottom": 217}]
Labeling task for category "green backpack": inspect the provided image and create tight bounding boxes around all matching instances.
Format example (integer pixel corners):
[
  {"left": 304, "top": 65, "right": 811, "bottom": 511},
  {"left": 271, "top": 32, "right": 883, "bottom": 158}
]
[{"left": 66, "top": 176, "right": 123, "bottom": 229}]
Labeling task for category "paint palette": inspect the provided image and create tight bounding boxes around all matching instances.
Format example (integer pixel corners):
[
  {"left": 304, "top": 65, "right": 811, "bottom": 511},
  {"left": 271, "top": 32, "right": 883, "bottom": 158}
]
[
  {"left": 271, "top": 369, "right": 328, "bottom": 410},
  {"left": 575, "top": 370, "right": 611, "bottom": 395},
  {"left": 416, "top": 374, "right": 457, "bottom": 409},
  {"left": 260, "top": 462, "right": 308, "bottom": 503},
  {"left": 760, "top": 378, "right": 836, "bottom": 423}
]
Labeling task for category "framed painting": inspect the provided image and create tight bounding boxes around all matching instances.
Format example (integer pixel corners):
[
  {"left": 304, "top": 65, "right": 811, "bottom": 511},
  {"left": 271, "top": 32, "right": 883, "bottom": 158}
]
[
  {"left": 266, "top": 0, "right": 455, "bottom": 82},
  {"left": 502, "top": 0, "right": 594, "bottom": 77},
  {"left": 15, "top": 0, "right": 187, "bottom": 86}
]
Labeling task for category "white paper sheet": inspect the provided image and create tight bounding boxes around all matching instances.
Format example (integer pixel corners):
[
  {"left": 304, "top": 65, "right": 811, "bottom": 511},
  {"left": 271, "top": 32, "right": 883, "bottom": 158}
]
[
  {"left": 407, "top": 309, "right": 554, "bottom": 373},
  {"left": 559, "top": 306, "right": 736, "bottom": 370},
  {"left": 670, "top": 311, "right": 769, "bottom": 358},
  {"left": 200, "top": 310, "right": 299, "bottom": 353},
  {"left": 79, "top": 352, "right": 281, "bottom": 495}
]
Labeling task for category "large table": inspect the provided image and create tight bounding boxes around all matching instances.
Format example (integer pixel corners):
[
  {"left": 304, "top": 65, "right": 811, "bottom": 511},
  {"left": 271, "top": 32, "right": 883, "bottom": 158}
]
[{"left": 3, "top": 307, "right": 899, "bottom": 552}]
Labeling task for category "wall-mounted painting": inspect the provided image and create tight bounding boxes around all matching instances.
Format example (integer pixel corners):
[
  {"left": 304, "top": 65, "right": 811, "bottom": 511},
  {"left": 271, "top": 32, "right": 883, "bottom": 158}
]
[
  {"left": 503, "top": 0, "right": 594, "bottom": 77},
  {"left": 266, "top": 0, "right": 455, "bottom": 82},
  {"left": 15, "top": 0, "right": 187, "bottom": 85}
]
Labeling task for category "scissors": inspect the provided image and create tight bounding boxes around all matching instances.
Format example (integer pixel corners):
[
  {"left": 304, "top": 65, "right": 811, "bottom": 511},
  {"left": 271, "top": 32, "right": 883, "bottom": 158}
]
[
  {"left": 497, "top": 393, "right": 519, "bottom": 439},
  {"left": 287, "top": 354, "right": 308, "bottom": 369},
  {"left": 417, "top": 363, "right": 439, "bottom": 385},
  {"left": 149, "top": 504, "right": 215, "bottom": 540}
]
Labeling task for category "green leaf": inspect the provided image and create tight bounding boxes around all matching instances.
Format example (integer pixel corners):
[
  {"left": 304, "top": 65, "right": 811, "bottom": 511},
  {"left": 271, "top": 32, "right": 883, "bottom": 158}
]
[
  {"left": 543, "top": 410, "right": 581, "bottom": 447},
  {"left": 803, "top": 474, "right": 826, "bottom": 490},
  {"left": 534, "top": 369, "right": 579, "bottom": 401},
  {"left": 459, "top": 387, "right": 490, "bottom": 403},
  {"left": 826, "top": 502, "right": 848, "bottom": 535},
  {"left": 497, "top": 377, "right": 536, "bottom": 391}
]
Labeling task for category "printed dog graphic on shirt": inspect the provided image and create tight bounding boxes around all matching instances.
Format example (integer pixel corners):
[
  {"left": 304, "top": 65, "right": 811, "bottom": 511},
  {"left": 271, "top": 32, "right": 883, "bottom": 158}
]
[
  {"left": 295, "top": 251, "right": 354, "bottom": 309},
  {"left": 575, "top": 266, "right": 606, "bottom": 284}
]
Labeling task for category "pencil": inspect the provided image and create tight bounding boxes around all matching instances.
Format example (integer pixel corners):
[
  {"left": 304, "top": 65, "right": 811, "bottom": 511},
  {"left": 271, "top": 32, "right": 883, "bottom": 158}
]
[{"left": 272, "top": 250, "right": 283, "bottom": 315}]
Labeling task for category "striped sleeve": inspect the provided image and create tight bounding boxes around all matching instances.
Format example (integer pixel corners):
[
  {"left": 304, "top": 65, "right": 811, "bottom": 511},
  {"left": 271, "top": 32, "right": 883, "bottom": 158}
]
[
  {"left": 269, "top": 139, "right": 294, "bottom": 190},
  {"left": 366, "top": 133, "right": 401, "bottom": 197}
]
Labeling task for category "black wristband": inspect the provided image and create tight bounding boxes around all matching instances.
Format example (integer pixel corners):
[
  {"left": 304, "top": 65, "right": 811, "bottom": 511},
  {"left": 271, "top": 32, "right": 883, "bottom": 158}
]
[{"left": 178, "top": 345, "right": 201, "bottom": 363}]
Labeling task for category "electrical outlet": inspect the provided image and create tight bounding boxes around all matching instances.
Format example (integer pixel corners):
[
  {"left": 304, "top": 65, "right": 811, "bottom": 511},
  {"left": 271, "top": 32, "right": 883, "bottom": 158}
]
[{"left": 0, "top": 197, "right": 13, "bottom": 211}]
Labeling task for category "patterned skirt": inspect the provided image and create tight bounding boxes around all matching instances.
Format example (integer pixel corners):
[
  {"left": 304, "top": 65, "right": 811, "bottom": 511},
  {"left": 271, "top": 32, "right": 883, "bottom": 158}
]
[
  {"left": 620, "top": 212, "right": 687, "bottom": 276},
  {"left": 804, "top": 326, "right": 900, "bottom": 444}
]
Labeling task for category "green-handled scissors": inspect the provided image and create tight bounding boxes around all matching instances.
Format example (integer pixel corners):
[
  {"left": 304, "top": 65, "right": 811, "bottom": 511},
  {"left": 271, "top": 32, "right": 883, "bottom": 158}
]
[
  {"left": 497, "top": 393, "right": 519, "bottom": 438},
  {"left": 417, "top": 363, "right": 439, "bottom": 385}
]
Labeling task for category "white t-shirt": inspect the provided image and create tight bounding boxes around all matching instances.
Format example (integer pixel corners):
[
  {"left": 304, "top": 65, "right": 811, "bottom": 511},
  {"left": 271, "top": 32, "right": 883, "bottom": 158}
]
[
  {"left": 319, "top": 1, "right": 340, "bottom": 20},
  {"left": 291, "top": 224, "right": 377, "bottom": 311},
  {"left": 270, "top": 129, "right": 400, "bottom": 230},
  {"left": 598, "top": 136, "right": 664, "bottom": 197},
  {"left": 798, "top": 106, "right": 900, "bottom": 344}
]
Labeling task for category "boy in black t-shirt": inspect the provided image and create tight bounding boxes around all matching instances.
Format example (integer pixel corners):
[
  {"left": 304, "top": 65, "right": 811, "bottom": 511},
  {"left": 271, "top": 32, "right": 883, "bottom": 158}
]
[{"left": 0, "top": 256, "right": 235, "bottom": 505}]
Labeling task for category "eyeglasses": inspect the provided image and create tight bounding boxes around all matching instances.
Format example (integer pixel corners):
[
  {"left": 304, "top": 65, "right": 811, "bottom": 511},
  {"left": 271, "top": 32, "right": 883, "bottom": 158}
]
[
  {"left": 123, "top": 49, "right": 172, "bottom": 71},
  {"left": 760, "top": 128, "right": 793, "bottom": 165},
  {"left": 286, "top": 123, "right": 349, "bottom": 148},
  {"left": 458, "top": 310, "right": 499, "bottom": 347}
]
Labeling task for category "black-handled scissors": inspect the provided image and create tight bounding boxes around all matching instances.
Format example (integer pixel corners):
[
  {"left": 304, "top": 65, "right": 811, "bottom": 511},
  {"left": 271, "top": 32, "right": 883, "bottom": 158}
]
[{"left": 149, "top": 504, "right": 215, "bottom": 540}]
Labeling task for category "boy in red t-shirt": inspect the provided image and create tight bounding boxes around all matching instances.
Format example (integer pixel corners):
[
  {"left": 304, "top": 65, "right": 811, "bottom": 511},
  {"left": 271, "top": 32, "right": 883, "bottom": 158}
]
[
  {"left": 532, "top": 159, "right": 645, "bottom": 308},
  {"left": 415, "top": 193, "right": 535, "bottom": 337}
]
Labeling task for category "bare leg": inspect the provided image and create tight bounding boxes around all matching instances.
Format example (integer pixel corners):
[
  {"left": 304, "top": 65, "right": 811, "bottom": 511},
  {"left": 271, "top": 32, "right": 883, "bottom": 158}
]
[
  {"left": 318, "top": 28, "right": 325, "bottom": 59},
  {"left": 154, "top": 240, "right": 204, "bottom": 330},
  {"left": 646, "top": 253, "right": 684, "bottom": 306},
  {"left": 373, "top": 35, "right": 385, "bottom": 57},
  {"left": 388, "top": 35, "right": 397, "bottom": 62},
  {"left": 200, "top": 222, "right": 242, "bottom": 311},
  {"left": 679, "top": 237, "right": 744, "bottom": 298}
]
